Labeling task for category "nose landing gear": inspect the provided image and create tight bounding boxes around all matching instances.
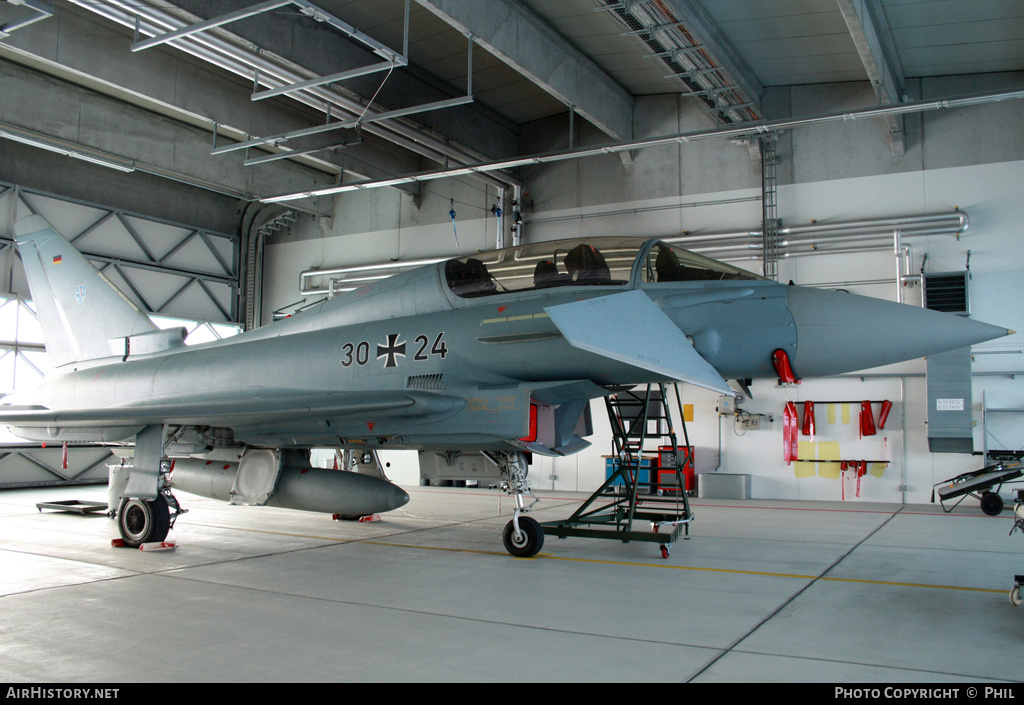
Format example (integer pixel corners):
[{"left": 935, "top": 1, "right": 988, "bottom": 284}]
[{"left": 492, "top": 451, "right": 544, "bottom": 558}]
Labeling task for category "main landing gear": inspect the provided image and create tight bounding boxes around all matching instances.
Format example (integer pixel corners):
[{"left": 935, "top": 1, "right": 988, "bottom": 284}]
[
  {"left": 117, "top": 495, "right": 171, "bottom": 547},
  {"left": 492, "top": 451, "right": 544, "bottom": 558},
  {"left": 113, "top": 460, "right": 186, "bottom": 548}
]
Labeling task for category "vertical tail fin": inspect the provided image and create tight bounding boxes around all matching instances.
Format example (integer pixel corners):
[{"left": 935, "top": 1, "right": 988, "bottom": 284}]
[{"left": 15, "top": 215, "right": 161, "bottom": 368}]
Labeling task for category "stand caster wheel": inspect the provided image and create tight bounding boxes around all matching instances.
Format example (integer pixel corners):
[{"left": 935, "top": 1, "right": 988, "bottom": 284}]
[{"left": 980, "top": 492, "right": 1004, "bottom": 516}]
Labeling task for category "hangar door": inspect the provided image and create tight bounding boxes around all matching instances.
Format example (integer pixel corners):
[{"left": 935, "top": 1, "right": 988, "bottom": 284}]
[{"left": 0, "top": 181, "right": 241, "bottom": 488}]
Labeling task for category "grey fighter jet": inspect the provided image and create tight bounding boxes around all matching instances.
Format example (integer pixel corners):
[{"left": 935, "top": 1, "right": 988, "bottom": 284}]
[{"left": 0, "top": 215, "right": 1012, "bottom": 555}]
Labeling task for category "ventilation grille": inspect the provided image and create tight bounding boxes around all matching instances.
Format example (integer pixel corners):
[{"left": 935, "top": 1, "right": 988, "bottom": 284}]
[
  {"left": 477, "top": 382, "right": 520, "bottom": 391},
  {"left": 407, "top": 374, "right": 446, "bottom": 391},
  {"left": 923, "top": 272, "right": 969, "bottom": 315}
]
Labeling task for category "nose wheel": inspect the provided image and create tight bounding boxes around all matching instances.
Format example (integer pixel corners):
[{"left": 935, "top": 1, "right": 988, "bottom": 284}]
[{"left": 503, "top": 516, "right": 544, "bottom": 558}]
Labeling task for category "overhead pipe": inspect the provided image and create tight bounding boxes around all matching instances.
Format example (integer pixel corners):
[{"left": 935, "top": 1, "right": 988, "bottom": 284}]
[
  {"left": 677, "top": 211, "right": 969, "bottom": 302},
  {"left": 672, "top": 210, "right": 969, "bottom": 248},
  {"left": 781, "top": 210, "right": 968, "bottom": 237},
  {"left": 669, "top": 210, "right": 968, "bottom": 260},
  {"left": 261, "top": 89, "right": 1024, "bottom": 202}
]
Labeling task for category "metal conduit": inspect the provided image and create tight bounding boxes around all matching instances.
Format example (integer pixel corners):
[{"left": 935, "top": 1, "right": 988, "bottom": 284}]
[
  {"left": 685, "top": 226, "right": 962, "bottom": 254},
  {"left": 781, "top": 210, "right": 968, "bottom": 236},
  {"left": 672, "top": 211, "right": 967, "bottom": 245},
  {"left": 667, "top": 210, "right": 968, "bottom": 261},
  {"left": 70, "top": 0, "right": 519, "bottom": 192}
]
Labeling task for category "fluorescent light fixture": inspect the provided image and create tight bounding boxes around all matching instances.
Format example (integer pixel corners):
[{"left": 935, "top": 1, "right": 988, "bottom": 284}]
[
  {"left": 0, "top": 130, "right": 71, "bottom": 156},
  {"left": 0, "top": 127, "right": 136, "bottom": 173},
  {"left": 68, "top": 152, "right": 136, "bottom": 173}
]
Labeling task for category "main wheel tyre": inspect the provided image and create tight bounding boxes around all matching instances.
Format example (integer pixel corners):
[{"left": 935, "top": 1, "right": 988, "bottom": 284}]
[
  {"left": 1011, "top": 585, "right": 1022, "bottom": 607},
  {"left": 503, "top": 516, "right": 544, "bottom": 558},
  {"left": 980, "top": 492, "right": 1004, "bottom": 516},
  {"left": 118, "top": 495, "right": 171, "bottom": 548}
]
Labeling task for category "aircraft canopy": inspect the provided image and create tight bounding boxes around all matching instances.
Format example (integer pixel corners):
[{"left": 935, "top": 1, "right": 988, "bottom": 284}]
[{"left": 444, "top": 237, "right": 762, "bottom": 298}]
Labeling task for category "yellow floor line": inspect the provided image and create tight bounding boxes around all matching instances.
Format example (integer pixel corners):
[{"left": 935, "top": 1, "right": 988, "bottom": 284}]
[
  {"left": 363, "top": 540, "right": 1009, "bottom": 594},
  {"left": 186, "top": 525, "right": 1009, "bottom": 596},
  {"left": 817, "top": 575, "right": 1006, "bottom": 594}
]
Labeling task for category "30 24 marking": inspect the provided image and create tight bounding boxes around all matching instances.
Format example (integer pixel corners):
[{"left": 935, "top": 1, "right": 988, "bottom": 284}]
[{"left": 341, "top": 332, "right": 448, "bottom": 369}]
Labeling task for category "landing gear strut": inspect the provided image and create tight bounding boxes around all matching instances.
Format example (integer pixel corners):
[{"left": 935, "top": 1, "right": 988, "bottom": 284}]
[{"left": 491, "top": 451, "right": 544, "bottom": 558}]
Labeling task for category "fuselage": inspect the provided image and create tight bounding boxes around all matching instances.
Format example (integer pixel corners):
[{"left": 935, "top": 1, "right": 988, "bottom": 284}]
[{"left": 5, "top": 237, "right": 1009, "bottom": 452}]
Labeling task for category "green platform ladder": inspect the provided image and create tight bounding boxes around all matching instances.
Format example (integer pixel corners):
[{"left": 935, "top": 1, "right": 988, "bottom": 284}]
[{"left": 541, "top": 383, "right": 694, "bottom": 558}]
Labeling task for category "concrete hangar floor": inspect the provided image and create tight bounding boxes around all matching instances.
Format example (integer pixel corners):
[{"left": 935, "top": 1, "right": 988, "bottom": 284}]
[{"left": 0, "top": 483, "right": 1021, "bottom": 683}]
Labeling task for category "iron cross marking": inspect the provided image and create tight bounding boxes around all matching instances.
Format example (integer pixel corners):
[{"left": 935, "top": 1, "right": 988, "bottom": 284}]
[{"left": 377, "top": 333, "right": 406, "bottom": 368}]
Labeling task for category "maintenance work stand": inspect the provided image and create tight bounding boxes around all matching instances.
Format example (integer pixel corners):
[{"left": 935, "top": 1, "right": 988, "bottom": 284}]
[
  {"left": 932, "top": 463, "right": 1023, "bottom": 515},
  {"left": 542, "top": 383, "right": 694, "bottom": 558}
]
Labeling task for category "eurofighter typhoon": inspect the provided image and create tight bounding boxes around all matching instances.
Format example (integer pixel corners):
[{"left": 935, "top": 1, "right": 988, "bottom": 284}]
[{"left": 0, "top": 216, "right": 1011, "bottom": 556}]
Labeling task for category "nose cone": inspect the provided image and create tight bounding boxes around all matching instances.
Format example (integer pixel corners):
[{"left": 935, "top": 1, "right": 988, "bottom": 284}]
[
  {"left": 787, "top": 286, "right": 1012, "bottom": 376},
  {"left": 355, "top": 474, "right": 411, "bottom": 514},
  {"left": 387, "top": 484, "right": 412, "bottom": 512}
]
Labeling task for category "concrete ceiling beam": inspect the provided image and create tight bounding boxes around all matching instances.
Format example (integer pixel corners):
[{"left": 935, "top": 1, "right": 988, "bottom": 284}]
[
  {"left": 416, "top": 0, "right": 635, "bottom": 143},
  {"left": 836, "top": 0, "right": 907, "bottom": 156}
]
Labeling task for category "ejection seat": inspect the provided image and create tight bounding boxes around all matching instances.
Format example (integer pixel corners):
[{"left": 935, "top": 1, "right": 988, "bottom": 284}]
[
  {"left": 446, "top": 257, "right": 497, "bottom": 297},
  {"left": 655, "top": 246, "right": 686, "bottom": 282},
  {"left": 533, "top": 259, "right": 569, "bottom": 288},
  {"left": 564, "top": 244, "right": 611, "bottom": 283},
  {"left": 653, "top": 243, "right": 720, "bottom": 281}
]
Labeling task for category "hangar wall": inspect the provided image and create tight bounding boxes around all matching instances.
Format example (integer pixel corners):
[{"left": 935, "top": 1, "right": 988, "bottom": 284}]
[{"left": 264, "top": 73, "right": 1024, "bottom": 505}]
